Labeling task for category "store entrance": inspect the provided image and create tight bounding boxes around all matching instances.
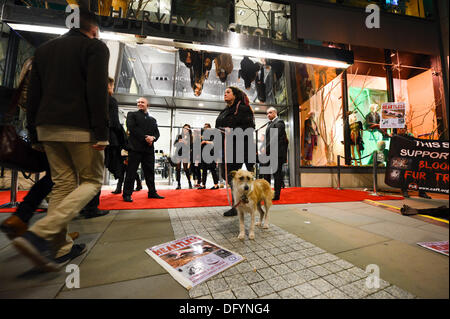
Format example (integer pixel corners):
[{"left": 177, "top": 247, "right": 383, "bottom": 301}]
[{"left": 104, "top": 106, "right": 289, "bottom": 190}]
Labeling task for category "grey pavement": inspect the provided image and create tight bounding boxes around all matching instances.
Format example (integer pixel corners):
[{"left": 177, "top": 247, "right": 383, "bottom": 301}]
[{"left": 0, "top": 192, "right": 448, "bottom": 299}]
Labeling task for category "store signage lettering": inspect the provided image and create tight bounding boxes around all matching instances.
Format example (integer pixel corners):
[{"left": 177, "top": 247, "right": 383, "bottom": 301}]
[{"left": 107, "top": 8, "right": 286, "bottom": 40}]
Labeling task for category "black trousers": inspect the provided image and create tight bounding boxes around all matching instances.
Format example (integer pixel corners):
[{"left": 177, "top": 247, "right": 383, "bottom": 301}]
[
  {"left": 263, "top": 160, "right": 284, "bottom": 197},
  {"left": 176, "top": 162, "right": 191, "bottom": 185},
  {"left": 123, "top": 150, "right": 156, "bottom": 196},
  {"left": 116, "top": 160, "right": 142, "bottom": 190},
  {"left": 14, "top": 170, "right": 54, "bottom": 223},
  {"left": 201, "top": 163, "right": 219, "bottom": 185},
  {"left": 81, "top": 190, "right": 101, "bottom": 213}
]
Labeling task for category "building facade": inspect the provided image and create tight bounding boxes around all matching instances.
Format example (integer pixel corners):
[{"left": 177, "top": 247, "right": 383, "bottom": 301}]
[{"left": 1, "top": 0, "right": 448, "bottom": 189}]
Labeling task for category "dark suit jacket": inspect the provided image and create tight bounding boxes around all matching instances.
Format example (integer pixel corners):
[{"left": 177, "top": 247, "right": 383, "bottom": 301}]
[
  {"left": 126, "top": 110, "right": 160, "bottom": 153},
  {"left": 265, "top": 117, "right": 288, "bottom": 163},
  {"left": 27, "top": 29, "right": 110, "bottom": 143}
]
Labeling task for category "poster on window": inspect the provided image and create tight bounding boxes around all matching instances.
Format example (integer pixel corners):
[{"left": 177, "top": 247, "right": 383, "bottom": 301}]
[
  {"left": 385, "top": 135, "right": 449, "bottom": 194},
  {"left": 145, "top": 235, "right": 244, "bottom": 289},
  {"left": 380, "top": 102, "right": 406, "bottom": 129}
]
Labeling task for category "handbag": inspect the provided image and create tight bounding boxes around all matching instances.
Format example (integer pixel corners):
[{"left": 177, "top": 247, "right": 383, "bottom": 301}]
[
  {"left": 0, "top": 76, "right": 48, "bottom": 173},
  {"left": 0, "top": 125, "right": 48, "bottom": 172}
]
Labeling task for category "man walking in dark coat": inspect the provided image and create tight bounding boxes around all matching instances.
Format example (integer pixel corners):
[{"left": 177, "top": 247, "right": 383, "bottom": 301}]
[
  {"left": 122, "top": 97, "right": 164, "bottom": 202},
  {"left": 263, "top": 107, "right": 288, "bottom": 200},
  {"left": 14, "top": 9, "right": 110, "bottom": 272}
]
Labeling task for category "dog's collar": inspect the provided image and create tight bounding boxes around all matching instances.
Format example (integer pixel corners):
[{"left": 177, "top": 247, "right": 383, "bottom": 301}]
[{"left": 233, "top": 194, "right": 249, "bottom": 209}]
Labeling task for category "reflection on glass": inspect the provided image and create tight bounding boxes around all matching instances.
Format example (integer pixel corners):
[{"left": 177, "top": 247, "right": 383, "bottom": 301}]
[
  {"left": 175, "top": 49, "right": 287, "bottom": 104},
  {"left": 116, "top": 44, "right": 288, "bottom": 106}
]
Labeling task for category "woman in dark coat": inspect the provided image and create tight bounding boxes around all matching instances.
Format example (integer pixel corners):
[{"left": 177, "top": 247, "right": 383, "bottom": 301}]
[
  {"left": 215, "top": 86, "right": 256, "bottom": 216},
  {"left": 174, "top": 124, "right": 193, "bottom": 189}
]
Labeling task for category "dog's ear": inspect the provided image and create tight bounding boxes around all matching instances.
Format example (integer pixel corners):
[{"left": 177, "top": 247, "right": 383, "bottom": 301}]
[{"left": 230, "top": 171, "right": 237, "bottom": 178}]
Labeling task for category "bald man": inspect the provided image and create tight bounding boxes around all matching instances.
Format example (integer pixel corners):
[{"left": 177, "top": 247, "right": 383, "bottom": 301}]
[{"left": 123, "top": 97, "right": 164, "bottom": 202}]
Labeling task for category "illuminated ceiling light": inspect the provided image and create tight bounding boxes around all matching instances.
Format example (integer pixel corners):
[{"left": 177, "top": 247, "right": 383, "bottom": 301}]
[
  {"left": 198, "top": 103, "right": 204, "bottom": 107},
  {"left": 7, "top": 23, "right": 67, "bottom": 35},
  {"left": 7, "top": 23, "right": 132, "bottom": 42},
  {"left": 192, "top": 44, "right": 351, "bottom": 69},
  {"left": 8, "top": 23, "right": 352, "bottom": 69}
]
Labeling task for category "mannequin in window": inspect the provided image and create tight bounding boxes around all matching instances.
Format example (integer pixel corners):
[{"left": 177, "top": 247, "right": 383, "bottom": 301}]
[
  {"left": 365, "top": 103, "right": 389, "bottom": 138},
  {"left": 304, "top": 111, "right": 319, "bottom": 166},
  {"left": 214, "top": 53, "right": 233, "bottom": 83},
  {"left": 238, "top": 56, "right": 261, "bottom": 90},
  {"left": 349, "top": 112, "right": 364, "bottom": 166}
]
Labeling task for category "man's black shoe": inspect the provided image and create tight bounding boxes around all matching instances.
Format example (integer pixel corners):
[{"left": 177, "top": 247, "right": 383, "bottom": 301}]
[
  {"left": 135, "top": 185, "right": 143, "bottom": 191},
  {"left": 54, "top": 243, "right": 87, "bottom": 267},
  {"left": 123, "top": 195, "right": 133, "bottom": 202},
  {"left": 12, "top": 231, "right": 58, "bottom": 272},
  {"left": 82, "top": 210, "right": 110, "bottom": 219},
  {"left": 148, "top": 193, "right": 164, "bottom": 199},
  {"left": 111, "top": 189, "right": 121, "bottom": 194},
  {"left": 273, "top": 195, "right": 280, "bottom": 201},
  {"left": 223, "top": 207, "right": 237, "bottom": 217}
]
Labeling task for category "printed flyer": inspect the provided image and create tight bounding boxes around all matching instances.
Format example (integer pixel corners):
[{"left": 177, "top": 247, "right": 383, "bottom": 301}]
[
  {"left": 380, "top": 102, "right": 406, "bottom": 129},
  {"left": 417, "top": 241, "right": 449, "bottom": 256},
  {"left": 145, "top": 235, "right": 244, "bottom": 289}
]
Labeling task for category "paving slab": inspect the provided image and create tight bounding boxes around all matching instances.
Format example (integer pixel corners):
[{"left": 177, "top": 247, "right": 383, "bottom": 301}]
[
  {"left": 359, "top": 222, "right": 449, "bottom": 244},
  {"left": 57, "top": 273, "right": 189, "bottom": 299},
  {"left": 269, "top": 208, "right": 390, "bottom": 254},
  {"left": 336, "top": 239, "right": 448, "bottom": 299},
  {"left": 0, "top": 233, "right": 100, "bottom": 293},
  {"left": 73, "top": 236, "right": 174, "bottom": 289}
]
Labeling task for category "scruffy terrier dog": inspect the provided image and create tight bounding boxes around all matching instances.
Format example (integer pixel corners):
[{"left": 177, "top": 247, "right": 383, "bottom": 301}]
[{"left": 231, "top": 169, "right": 274, "bottom": 240}]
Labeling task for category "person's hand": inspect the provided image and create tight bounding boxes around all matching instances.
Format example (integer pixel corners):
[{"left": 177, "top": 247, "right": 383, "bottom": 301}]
[
  {"left": 92, "top": 143, "right": 106, "bottom": 151},
  {"left": 145, "top": 135, "right": 155, "bottom": 145},
  {"left": 32, "top": 143, "right": 45, "bottom": 152}
]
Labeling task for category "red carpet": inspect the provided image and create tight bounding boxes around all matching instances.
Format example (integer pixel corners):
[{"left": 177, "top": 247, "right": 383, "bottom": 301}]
[{"left": 0, "top": 188, "right": 402, "bottom": 212}]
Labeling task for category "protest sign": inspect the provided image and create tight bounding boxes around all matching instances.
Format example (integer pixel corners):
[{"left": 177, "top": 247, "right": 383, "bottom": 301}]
[{"left": 385, "top": 135, "right": 449, "bottom": 194}]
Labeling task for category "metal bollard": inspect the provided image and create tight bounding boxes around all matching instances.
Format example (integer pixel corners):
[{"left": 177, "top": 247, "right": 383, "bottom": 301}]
[
  {"left": 337, "top": 155, "right": 341, "bottom": 190},
  {"left": 371, "top": 151, "right": 379, "bottom": 196},
  {"left": 0, "top": 169, "right": 19, "bottom": 208}
]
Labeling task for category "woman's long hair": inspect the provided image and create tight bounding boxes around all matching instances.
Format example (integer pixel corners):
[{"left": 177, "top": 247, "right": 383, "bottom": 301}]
[{"left": 227, "top": 86, "right": 254, "bottom": 115}]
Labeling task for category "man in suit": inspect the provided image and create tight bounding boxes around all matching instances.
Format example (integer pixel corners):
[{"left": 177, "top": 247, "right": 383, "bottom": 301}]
[
  {"left": 13, "top": 9, "right": 110, "bottom": 272},
  {"left": 263, "top": 107, "right": 288, "bottom": 200},
  {"left": 122, "top": 97, "right": 164, "bottom": 202}
]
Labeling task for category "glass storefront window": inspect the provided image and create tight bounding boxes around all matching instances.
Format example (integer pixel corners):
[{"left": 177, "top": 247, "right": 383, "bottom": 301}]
[
  {"left": 117, "top": 44, "right": 176, "bottom": 96},
  {"left": 391, "top": 52, "right": 439, "bottom": 140},
  {"left": 234, "top": 0, "right": 291, "bottom": 40},
  {"left": 117, "top": 44, "right": 289, "bottom": 107},
  {"left": 347, "top": 71, "right": 390, "bottom": 166},
  {"left": 0, "top": 23, "right": 9, "bottom": 86},
  {"left": 296, "top": 64, "right": 344, "bottom": 166}
]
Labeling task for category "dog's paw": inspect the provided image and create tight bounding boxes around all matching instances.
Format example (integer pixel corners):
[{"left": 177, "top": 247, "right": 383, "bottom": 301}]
[
  {"left": 249, "top": 232, "right": 255, "bottom": 240},
  {"left": 238, "top": 233, "right": 245, "bottom": 241},
  {"left": 262, "top": 224, "right": 269, "bottom": 229},
  {"left": 255, "top": 222, "right": 261, "bottom": 227}
]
